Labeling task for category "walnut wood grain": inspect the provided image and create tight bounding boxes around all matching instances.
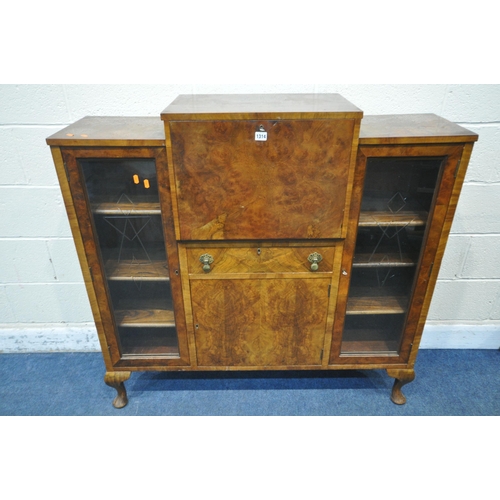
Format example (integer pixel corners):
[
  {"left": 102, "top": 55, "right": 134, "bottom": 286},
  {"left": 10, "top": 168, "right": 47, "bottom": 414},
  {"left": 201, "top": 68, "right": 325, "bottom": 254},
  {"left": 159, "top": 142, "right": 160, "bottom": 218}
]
[
  {"left": 397, "top": 146, "right": 465, "bottom": 362},
  {"left": 177, "top": 244, "right": 200, "bottom": 367},
  {"left": 50, "top": 147, "right": 113, "bottom": 370},
  {"left": 170, "top": 119, "right": 357, "bottom": 240},
  {"left": 346, "top": 287, "right": 409, "bottom": 315},
  {"left": 62, "top": 148, "right": 125, "bottom": 365},
  {"left": 112, "top": 361, "right": 409, "bottom": 371},
  {"left": 341, "top": 120, "right": 362, "bottom": 238},
  {"left": 321, "top": 241, "right": 345, "bottom": 367},
  {"left": 104, "top": 257, "right": 169, "bottom": 281},
  {"left": 186, "top": 245, "right": 335, "bottom": 275},
  {"left": 155, "top": 147, "right": 192, "bottom": 366},
  {"left": 47, "top": 101, "right": 479, "bottom": 405},
  {"left": 359, "top": 114, "right": 478, "bottom": 145},
  {"left": 60, "top": 146, "right": 190, "bottom": 368},
  {"left": 329, "top": 143, "right": 369, "bottom": 363},
  {"left": 191, "top": 278, "right": 331, "bottom": 367},
  {"left": 407, "top": 144, "right": 475, "bottom": 367}
]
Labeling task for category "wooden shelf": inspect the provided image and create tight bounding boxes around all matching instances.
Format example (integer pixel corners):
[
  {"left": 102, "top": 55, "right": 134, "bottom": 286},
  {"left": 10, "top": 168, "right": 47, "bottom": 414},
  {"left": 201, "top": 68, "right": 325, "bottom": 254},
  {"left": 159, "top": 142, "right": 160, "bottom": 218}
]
[
  {"left": 352, "top": 252, "right": 418, "bottom": 268},
  {"left": 92, "top": 202, "right": 161, "bottom": 215},
  {"left": 115, "top": 308, "right": 175, "bottom": 327},
  {"left": 346, "top": 286, "right": 409, "bottom": 315},
  {"left": 358, "top": 211, "right": 427, "bottom": 227},
  {"left": 105, "top": 258, "right": 170, "bottom": 281}
]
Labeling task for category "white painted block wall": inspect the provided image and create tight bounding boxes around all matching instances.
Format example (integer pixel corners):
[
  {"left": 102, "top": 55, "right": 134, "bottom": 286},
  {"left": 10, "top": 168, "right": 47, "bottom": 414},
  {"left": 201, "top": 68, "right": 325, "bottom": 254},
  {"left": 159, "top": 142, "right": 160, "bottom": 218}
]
[{"left": 0, "top": 84, "right": 499, "bottom": 351}]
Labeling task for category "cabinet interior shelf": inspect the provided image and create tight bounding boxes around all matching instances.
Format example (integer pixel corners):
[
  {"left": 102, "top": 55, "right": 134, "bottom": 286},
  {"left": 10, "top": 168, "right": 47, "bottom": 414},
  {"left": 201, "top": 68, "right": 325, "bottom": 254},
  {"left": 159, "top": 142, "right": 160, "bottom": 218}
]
[
  {"left": 341, "top": 339, "right": 400, "bottom": 355},
  {"left": 352, "top": 252, "right": 418, "bottom": 268},
  {"left": 115, "top": 309, "right": 175, "bottom": 327},
  {"left": 92, "top": 202, "right": 161, "bottom": 215},
  {"left": 358, "top": 211, "right": 427, "bottom": 227},
  {"left": 346, "top": 286, "right": 409, "bottom": 315},
  {"left": 120, "top": 328, "right": 180, "bottom": 357},
  {"left": 105, "top": 258, "right": 170, "bottom": 281}
]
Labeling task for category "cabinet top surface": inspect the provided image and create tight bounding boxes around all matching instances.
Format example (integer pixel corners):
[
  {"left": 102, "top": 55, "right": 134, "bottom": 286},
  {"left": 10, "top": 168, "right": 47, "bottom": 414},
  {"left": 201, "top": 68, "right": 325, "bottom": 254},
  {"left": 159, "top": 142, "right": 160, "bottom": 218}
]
[
  {"left": 46, "top": 116, "right": 165, "bottom": 146},
  {"left": 359, "top": 114, "right": 478, "bottom": 144},
  {"left": 161, "top": 94, "right": 363, "bottom": 120},
  {"left": 46, "top": 112, "right": 479, "bottom": 147}
]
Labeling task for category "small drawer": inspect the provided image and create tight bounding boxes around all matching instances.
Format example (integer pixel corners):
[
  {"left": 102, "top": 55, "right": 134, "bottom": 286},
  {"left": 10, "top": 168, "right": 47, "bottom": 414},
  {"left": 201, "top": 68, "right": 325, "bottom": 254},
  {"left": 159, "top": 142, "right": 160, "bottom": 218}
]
[{"left": 186, "top": 244, "right": 336, "bottom": 275}]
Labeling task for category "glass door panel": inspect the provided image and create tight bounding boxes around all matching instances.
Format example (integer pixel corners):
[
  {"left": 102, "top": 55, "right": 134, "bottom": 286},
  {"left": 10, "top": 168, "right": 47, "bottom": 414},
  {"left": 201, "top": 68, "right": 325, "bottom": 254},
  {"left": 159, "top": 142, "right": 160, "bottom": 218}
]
[
  {"left": 80, "top": 159, "right": 179, "bottom": 357},
  {"left": 341, "top": 157, "right": 442, "bottom": 355}
]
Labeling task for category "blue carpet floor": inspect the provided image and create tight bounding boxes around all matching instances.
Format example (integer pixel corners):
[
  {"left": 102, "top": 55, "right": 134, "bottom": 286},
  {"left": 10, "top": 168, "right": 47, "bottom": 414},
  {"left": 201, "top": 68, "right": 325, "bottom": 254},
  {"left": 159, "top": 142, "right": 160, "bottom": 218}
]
[{"left": 0, "top": 349, "right": 498, "bottom": 415}]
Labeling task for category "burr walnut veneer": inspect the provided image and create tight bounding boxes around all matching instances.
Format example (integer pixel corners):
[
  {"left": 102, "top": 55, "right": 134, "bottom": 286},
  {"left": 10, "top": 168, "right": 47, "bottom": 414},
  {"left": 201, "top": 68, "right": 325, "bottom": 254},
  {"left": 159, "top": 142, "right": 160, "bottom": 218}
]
[{"left": 46, "top": 95, "right": 478, "bottom": 408}]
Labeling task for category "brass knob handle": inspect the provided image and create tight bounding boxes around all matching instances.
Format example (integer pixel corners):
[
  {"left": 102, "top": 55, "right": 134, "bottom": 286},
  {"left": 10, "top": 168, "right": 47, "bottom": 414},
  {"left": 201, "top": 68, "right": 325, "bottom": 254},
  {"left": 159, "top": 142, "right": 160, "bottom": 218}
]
[
  {"left": 199, "top": 253, "right": 214, "bottom": 273},
  {"left": 308, "top": 252, "right": 323, "bottom": 272}
]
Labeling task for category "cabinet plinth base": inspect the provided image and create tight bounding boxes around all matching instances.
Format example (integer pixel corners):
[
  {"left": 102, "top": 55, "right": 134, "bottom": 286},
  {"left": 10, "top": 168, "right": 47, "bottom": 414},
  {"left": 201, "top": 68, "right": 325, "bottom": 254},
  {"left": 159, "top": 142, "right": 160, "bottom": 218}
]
[
  {"left": 104, "top": 371, "right": 131, "bottom": 409},
  {"left": 386, "top": 368, "right": 415, "bottom": 405}
]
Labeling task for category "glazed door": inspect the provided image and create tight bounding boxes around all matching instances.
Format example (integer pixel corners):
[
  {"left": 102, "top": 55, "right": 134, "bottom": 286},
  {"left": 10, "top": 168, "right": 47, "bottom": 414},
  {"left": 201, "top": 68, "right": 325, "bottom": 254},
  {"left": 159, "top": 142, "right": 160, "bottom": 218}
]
[
  {"left": 191, "top": 278, "right": 331, "bottom": 367},
  {"left": 331, "top": 144, "right": 464, "bottom": 364},
  {"left": 168, "top": 119, "right": 357, "bottom": 240},
  {"left": 62, "top": 148, "right": 190, "bottom": 366}
]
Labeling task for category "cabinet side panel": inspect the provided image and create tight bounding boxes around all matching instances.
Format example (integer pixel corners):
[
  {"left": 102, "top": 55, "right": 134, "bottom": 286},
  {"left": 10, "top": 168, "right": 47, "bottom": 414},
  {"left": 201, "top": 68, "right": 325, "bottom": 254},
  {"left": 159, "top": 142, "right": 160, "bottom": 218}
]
[
  {"left": 341, "top": 119, "right": 362, "bottom": 238},
  {"left": 407, "top": 142, "right": 475, "bottom": 366},
  {"left": 52, "top": 147, "right": 113, "bottom": 368},
  {"left": 164, "top": 123, "right": 182, "bottom": 241},
  {"left": 155, "top": 148, "right": 191, "bottom": 365},
  {"left": 398, "top": 146, "right": 464, "bottom": 361}
]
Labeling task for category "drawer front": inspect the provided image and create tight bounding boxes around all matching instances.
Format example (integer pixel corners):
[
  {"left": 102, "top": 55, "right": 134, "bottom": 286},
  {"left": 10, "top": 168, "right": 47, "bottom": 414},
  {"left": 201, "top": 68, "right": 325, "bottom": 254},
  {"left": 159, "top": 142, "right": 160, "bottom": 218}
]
[
  {"left": 170, "top": 119, "right": 356, "bottom": 240},
  {"left": 186, "top": 244, "right": 336, "bottom": 275}
]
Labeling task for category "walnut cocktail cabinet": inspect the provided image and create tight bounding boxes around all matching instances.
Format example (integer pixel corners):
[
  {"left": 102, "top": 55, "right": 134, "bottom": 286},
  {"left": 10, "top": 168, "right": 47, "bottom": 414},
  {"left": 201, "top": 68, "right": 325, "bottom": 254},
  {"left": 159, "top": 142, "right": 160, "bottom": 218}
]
[{"left": 46, "top": 95, "right": 478, "bottom": 408}]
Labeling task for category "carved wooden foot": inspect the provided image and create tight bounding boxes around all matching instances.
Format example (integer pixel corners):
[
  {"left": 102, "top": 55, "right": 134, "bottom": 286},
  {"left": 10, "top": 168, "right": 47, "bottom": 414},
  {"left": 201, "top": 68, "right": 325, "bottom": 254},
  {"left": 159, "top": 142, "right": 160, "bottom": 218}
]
[
  {"left": 104, "top": 371, "right": 131, "bottom": 409},
  {"left": 386, "top": 369, "right": 415, "bottom": 405}
]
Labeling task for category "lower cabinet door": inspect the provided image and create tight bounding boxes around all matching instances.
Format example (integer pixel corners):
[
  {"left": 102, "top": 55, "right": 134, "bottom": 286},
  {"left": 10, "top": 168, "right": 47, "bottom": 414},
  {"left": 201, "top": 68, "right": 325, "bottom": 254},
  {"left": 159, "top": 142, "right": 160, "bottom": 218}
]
[{"left": 191, "top": 278, "right": 331, "bottom": 367}]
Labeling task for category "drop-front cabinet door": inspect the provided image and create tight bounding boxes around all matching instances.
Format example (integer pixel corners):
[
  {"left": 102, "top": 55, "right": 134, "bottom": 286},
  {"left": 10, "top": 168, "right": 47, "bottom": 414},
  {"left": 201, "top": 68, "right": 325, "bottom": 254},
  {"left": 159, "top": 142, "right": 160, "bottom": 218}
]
[{"left": 169, "top": 119, "right": 357, "bottom": 240}]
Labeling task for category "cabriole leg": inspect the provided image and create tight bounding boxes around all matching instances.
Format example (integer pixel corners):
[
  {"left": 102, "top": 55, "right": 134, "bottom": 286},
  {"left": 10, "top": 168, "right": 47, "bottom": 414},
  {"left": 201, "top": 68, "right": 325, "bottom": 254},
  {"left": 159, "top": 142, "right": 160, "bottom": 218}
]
[
  {"left": 104, "top": 371, "right": 131, "bottom": 409},
  {"left": 386, "top": 369, "right": 415, "bottom": 405}
]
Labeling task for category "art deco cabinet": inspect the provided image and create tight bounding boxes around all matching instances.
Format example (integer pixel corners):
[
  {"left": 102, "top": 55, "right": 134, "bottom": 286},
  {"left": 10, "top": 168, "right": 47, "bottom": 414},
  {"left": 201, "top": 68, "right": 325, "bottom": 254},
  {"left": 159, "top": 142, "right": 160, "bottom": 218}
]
[{"left": 46, "top": 94, "right": 478, "bottom": 408}]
